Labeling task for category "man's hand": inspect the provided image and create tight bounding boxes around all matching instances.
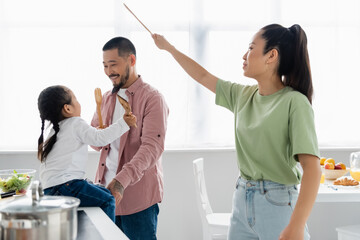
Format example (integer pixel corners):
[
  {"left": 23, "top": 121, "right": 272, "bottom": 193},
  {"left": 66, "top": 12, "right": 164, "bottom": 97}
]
[{"left": 106, "top": 179, "right": 124, "bottom": 206}]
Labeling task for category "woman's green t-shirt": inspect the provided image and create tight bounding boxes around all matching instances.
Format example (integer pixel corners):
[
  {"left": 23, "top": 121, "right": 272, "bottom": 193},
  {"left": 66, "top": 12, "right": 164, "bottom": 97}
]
[{"left": 215, "top": 79, "right": 320, "bottom": 185}]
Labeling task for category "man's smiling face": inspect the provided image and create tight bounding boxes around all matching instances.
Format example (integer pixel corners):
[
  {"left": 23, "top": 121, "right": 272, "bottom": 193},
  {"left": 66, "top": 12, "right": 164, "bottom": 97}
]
[{"left": 103, "top": 48, "right": 130, "bottom": 93}]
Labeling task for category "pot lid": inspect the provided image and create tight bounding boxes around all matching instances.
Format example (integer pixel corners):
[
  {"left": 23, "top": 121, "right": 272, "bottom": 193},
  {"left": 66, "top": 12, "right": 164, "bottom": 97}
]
[
  {"left": 0, "top": 180, "right": 80, "bottom": 214},
  {"left": 0, "top": 195, "right": 80, "bottom": 213}
]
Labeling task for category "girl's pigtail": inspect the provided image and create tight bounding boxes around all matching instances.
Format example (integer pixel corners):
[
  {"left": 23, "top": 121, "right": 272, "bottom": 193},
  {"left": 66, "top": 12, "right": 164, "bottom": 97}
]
[
  {"left": 37, "top": 118, "right": 45, "bottom": 162},
  {"left": 42, "top": 121, "right": 60, "bottom": 161},
  {"left": 37, "top": 85, "right": 71, "bottom": 163}
]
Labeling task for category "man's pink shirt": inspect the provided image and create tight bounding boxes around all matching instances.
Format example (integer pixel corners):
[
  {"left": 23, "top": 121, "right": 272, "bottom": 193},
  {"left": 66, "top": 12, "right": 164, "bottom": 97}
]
[{"left": 91, "top": 76, "right": 169, "bottom": 215}]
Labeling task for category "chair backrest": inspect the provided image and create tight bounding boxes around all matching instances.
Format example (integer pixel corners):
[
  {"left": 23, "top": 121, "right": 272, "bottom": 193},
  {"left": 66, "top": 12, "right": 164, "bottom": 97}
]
[{"left": 193, "top": 158, "right": 213, "bottom": 217}]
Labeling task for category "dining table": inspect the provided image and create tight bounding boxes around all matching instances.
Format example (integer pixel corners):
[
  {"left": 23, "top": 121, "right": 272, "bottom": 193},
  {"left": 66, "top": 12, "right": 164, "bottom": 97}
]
[{"left": 315, "top": 178, "right": 360, "bottom": 203}]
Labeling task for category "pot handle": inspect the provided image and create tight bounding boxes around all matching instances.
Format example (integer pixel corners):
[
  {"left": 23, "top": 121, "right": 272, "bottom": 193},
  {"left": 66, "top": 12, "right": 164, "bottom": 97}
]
[{"left": 31, "top": 180, "right": 44, "bottom": 206}]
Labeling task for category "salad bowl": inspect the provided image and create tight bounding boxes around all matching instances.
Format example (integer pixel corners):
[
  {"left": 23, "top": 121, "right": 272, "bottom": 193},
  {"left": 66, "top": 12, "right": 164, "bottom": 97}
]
[{"left": 0, "top": 169, "right": 36, "bottom": 194}]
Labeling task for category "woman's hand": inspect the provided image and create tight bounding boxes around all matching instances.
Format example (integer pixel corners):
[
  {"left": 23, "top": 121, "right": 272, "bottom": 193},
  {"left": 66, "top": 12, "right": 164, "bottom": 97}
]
[
  {"left": 152, "top": 33, "right": 174, "bottom": 52},
  {"left": 151, "top": 32, "right": 218, "bottom": 93},
  {"left": 279, "top": 154, "right": 321, "bottom": 240},
  {"left": 279, "top": 223, "right": 304, "bottom": 240}
]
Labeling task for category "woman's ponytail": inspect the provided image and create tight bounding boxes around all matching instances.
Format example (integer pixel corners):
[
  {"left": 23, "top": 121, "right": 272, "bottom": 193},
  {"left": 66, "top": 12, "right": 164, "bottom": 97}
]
[
  {"left": 261, "top": 24, "right": 313, "bottom": 104},
  {"left": 286, "top": 24, "right": 313, "bottom": 104}
]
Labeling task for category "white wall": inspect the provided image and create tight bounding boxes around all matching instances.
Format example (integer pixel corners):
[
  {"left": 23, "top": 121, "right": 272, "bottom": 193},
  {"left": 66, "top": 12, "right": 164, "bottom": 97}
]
[{"left": 1, "top": 148, "right": 359, "bottom": 240}]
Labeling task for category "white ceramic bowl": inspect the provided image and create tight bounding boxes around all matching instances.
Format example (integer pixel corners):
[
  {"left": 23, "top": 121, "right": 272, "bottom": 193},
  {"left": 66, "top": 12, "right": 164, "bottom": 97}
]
[
  {"left": 321, "top": 167, "right": 349, "bottom": 180},
  {"left": 0, "top": 169, "right": 36, "bottom": 194}
]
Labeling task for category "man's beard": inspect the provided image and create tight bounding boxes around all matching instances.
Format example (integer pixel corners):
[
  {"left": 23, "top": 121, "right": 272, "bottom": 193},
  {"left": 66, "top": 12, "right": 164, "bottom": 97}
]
[{"left": 111, "top": 65, "right": 130, "bottom": 94}]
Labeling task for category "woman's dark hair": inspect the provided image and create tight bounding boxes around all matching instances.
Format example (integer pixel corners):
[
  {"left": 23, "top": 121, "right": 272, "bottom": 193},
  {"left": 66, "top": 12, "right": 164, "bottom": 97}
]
[
  {"left": 261, "top": 24, "right": 313, "bottom": 104},
  {"left": 37, "top": 85, "right": 72, "bottom": 162},
  {"left": 102, "top": 37, "right": 136, "bottom": 58}
]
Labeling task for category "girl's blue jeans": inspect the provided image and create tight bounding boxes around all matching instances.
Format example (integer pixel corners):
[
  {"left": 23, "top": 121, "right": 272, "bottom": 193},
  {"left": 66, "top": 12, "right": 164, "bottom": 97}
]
[
  {"left": 228, "top": 177, "right": 310, "bottom": 240},
  {"left": 44, "top": 179, "right": 116, "bottom": 222}
]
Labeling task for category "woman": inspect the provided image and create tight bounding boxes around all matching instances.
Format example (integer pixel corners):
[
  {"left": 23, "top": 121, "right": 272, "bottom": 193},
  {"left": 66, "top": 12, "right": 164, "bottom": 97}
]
[{"left": 152, "top": 24, "right": 321, "bottom": 240}]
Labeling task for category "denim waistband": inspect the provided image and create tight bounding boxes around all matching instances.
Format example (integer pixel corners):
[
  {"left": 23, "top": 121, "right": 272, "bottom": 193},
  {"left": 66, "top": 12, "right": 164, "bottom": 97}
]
[
  {"left": 237, "top": 177, "right": 296, "bottom": 194},
  {"left": 43, "top": 179, "right": 84, "bottom": 191}
]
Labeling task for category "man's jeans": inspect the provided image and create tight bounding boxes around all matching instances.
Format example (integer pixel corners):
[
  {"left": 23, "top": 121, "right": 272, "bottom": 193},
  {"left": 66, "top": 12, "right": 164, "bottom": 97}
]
[
  {"left": 228, "top": 177, "right": 310, "bottom": 240},
  {"left": 44, "top": 179, "right": 116, "bottom": 222},
  {"left": 116, "top": 203, "right": 159, "bottom": 240}
]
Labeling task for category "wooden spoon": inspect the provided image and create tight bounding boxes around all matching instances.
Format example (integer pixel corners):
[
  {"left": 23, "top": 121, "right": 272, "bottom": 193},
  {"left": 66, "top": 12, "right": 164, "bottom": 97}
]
[
  {"left": 117, "top": 95, "right": 137, "bottom": 128},
  {"left": 94, "top": 88, "right": 104, "bottom": 128}
]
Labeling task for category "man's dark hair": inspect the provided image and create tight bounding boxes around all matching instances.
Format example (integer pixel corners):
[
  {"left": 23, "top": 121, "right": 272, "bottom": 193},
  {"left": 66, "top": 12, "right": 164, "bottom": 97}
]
[{"left": 102, "top": 37, "right": 136, "bottom": 58}]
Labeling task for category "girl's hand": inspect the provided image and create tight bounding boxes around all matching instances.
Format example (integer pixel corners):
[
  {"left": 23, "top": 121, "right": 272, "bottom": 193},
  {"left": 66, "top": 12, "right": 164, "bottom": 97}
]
[
  {"left": 152, "top": 33, "right": 174, "bottom": 52},
  {"left": 124, "top": 112, "right": 137, "bottom": 128},
  {"left": 96, "top": 124, "right": 108, "bottom": 129}
]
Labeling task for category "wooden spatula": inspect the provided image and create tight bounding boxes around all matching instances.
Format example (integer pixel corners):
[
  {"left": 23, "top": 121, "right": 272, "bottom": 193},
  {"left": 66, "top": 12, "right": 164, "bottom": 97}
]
[
  {"left": 94, "top": 88, "right": 104, "bottom": 128},
  {"left": 117, "top": 95, "right": 137, "bottom": 128},
  {"left": 123, "top": 3, "right": 152, "bottom": 34}
]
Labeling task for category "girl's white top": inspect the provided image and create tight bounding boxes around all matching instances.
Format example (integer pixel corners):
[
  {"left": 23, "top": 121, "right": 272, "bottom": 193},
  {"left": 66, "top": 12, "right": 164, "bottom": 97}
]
[{"left": 40, "top": 117, "right": 129, "bottom": 189}]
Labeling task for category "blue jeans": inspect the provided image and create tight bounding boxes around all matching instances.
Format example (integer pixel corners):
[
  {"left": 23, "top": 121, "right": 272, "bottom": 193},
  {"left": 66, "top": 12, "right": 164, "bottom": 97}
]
[
  {"left": 116, "top": 203, "right": 159, "bottom": 240},
  {"left": 44, "top": 179, "right": 116, "bottom": 222},
  {"left": 228, "top": 177, "right": 310, "bottom": 240}
]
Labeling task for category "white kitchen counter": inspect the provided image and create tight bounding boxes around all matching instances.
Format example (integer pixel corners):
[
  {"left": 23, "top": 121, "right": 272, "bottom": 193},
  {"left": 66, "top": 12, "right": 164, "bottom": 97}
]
[
  {"left": 0, "top": 196, "right": 128, "bottom": 240},
  {"left": 79, "top": 207, "right": 128, "bottom": 240}
]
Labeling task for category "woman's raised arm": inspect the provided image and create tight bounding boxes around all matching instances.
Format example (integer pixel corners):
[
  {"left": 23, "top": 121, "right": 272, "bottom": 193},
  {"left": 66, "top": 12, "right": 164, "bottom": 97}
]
[{"left": 152, "top": 33, "right": 219, "bottom": 93}]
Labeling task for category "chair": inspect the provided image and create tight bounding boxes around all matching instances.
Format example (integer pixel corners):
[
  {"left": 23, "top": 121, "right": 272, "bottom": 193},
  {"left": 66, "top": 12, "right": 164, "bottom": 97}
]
[{"left": 193, "top": 158, "right": 231, "bottom": 240}]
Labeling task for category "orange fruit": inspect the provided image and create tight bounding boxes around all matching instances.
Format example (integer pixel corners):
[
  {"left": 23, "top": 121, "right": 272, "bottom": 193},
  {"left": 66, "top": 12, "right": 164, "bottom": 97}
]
[{"left": 325, "top": 158, "right": 335, "bottom": 165}]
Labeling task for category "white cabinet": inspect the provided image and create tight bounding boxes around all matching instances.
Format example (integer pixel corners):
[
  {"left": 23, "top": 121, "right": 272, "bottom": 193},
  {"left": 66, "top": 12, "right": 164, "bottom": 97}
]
[{"left": 336, "top": 224, "right": 360, "bottom": 240}]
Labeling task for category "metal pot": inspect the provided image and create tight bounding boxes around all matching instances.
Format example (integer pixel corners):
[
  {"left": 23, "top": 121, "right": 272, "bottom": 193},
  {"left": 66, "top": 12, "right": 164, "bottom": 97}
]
[{"left": 0, "top": 181, "right": 80, "bottom": 240}]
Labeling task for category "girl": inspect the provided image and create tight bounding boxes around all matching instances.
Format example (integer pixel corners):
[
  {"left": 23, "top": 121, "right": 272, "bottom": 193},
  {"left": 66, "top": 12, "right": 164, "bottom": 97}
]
[
  {"left": 152, "top": 24, "right": 321, "bottom": 240},
  {"left": 37, "top": 85, "right": 136, "bottom": 222}
]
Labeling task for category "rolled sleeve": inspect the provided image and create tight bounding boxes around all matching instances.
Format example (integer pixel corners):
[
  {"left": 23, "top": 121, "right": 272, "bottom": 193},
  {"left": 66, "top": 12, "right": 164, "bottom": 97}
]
[{"left": 116, "top": 94, "right": 169, "bottom": 189}]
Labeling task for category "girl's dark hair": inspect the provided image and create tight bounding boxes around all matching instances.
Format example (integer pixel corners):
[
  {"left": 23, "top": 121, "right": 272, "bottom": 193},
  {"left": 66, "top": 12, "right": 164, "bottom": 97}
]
[
  {"left": 102, "top": 37, "right": 136, "bottom": 58},
  {"left": 37, "top": 85, "right": 71, "bottom": 162},
  {"left": 261, "top": 24, "right": 313, "bottom": 104}
]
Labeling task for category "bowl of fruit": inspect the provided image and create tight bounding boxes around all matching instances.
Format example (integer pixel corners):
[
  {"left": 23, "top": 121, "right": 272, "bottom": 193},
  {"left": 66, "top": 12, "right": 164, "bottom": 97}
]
[
  {"left": 320, "top": 158, "right": 349, "bottom": 180},
  {"left": 0, "top": 169, "right": 36, "bottom": 195}
]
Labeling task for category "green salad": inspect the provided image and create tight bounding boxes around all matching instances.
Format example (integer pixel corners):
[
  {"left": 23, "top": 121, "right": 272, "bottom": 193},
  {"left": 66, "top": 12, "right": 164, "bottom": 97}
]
[{"left": 0, "top": 170, "right": 32, "bottom": 194}]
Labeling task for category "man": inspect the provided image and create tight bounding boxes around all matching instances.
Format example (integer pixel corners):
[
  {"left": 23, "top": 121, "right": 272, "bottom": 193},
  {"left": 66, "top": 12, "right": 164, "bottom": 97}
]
[{"left": 91, "top": 37, "right": 169, "bottom": 239}]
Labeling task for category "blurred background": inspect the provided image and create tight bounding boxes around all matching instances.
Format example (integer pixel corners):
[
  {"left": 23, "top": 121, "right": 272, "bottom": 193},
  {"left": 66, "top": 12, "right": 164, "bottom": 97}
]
[{"left": 0, "top": 0, "right": 359, "bottom": 150}]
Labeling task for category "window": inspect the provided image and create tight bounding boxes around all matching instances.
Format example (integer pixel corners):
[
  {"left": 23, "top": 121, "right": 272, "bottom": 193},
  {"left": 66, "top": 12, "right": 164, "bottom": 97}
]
[{"left": 1, "top": 0, "right": 360, "bottom": 150}]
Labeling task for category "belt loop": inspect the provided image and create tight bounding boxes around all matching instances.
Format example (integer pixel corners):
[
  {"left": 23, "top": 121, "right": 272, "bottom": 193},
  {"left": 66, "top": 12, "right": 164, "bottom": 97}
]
[{"left": 260, "top": 180, "right": 265, "bottom": 195}]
